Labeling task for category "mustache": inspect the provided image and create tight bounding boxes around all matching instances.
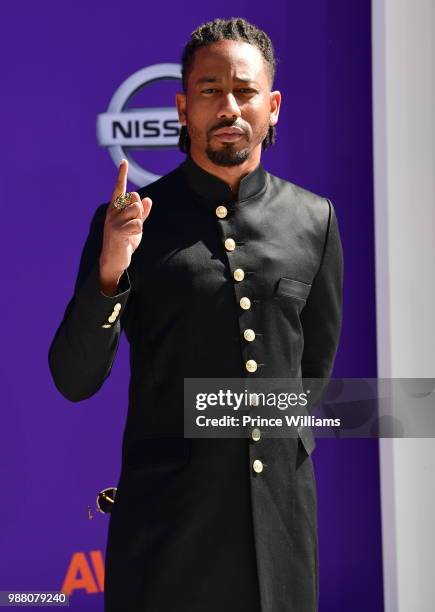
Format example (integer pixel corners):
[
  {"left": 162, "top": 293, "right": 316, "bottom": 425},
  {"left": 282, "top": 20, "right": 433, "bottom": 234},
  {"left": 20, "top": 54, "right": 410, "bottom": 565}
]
[{"left": 207, "top": 120, "right": 249, "bottom": 137}]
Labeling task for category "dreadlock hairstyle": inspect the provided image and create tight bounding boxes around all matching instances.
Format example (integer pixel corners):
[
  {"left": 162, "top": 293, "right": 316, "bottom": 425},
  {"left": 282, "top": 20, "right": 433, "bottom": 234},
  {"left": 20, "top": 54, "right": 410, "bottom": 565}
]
[{"left": 178, "top": 17, "right": 278, "bottom": 154}]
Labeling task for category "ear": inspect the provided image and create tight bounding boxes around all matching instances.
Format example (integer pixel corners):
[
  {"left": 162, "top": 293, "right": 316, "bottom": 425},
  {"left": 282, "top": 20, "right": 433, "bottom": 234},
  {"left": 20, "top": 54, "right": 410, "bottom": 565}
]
[
  {"left": 269, "top": 90, "right": 281, "bottom": 127},
  {"left": 175, "top": 92, "right": 187, "bottom": 125}
]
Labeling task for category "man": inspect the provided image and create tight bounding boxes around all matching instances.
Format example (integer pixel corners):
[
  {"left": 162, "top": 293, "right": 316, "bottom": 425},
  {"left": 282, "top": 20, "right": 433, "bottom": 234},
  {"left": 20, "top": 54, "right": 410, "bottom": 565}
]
[{"left": 49, "top": 17, "right": 343, "bottom": 612}]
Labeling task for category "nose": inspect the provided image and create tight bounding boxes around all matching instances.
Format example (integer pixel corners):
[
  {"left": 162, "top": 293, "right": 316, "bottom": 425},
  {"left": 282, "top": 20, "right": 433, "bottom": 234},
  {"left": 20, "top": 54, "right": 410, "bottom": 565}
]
[{"left": 217, "top": 93, "right": 241, "bottom": 119}]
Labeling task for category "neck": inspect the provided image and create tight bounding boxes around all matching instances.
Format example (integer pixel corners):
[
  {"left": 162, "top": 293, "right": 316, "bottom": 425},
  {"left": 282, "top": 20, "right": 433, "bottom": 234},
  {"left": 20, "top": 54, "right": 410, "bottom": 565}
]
[{"left": 189, "top": 146, "right": 262, "bottom": 196}]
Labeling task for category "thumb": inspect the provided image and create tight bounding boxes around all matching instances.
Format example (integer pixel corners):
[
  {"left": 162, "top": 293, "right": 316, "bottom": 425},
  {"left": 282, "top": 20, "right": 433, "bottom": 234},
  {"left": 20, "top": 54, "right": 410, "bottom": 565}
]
[{"left": 141, "top": 196, "right": 153, "bottom": 221}]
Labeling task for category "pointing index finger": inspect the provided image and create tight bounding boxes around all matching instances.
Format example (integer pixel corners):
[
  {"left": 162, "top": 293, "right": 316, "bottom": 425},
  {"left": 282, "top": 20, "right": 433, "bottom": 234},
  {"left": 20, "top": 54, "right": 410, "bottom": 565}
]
[{"left": 111, "top": 159, "right": 128, "bottom": 203}]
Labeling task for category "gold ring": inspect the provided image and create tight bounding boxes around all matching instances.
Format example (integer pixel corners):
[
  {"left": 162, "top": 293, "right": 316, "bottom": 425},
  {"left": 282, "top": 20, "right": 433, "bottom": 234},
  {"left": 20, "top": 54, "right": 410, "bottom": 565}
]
[{"left": 113, "top": 192, "right": 133, "bottom": 211}]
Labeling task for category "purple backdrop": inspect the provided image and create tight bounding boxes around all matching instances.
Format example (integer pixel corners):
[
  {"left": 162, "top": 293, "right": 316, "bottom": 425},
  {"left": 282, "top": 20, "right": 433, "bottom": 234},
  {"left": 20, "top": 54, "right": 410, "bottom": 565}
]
[{"left": 2, "top": 1, "right": 382, "bottom": 610}]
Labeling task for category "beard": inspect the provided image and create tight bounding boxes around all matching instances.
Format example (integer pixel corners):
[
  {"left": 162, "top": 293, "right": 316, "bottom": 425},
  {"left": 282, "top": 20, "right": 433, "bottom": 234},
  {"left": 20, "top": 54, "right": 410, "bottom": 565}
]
[
  {"left": 205, "top": 143, "right": 250, "bottom": 166},
  {"left": 188, "top": 116, "right": 270, "bottom": 167}
]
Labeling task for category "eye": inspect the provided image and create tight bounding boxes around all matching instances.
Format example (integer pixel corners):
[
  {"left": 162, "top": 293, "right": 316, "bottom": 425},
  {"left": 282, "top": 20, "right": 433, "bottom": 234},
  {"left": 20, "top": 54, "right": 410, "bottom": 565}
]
[
  {"left": 237, "top": 88, "right": 256, "bottom": 94},
  {"left": 201, "top": 88, "right": 218, "bottom": 94}
]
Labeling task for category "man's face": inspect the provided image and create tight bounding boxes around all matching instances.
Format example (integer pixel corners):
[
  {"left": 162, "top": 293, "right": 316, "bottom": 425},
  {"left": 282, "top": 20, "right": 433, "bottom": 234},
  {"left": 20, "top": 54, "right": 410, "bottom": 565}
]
[{"left": 176, "top": 40, "right": 280, "bottom": 167}]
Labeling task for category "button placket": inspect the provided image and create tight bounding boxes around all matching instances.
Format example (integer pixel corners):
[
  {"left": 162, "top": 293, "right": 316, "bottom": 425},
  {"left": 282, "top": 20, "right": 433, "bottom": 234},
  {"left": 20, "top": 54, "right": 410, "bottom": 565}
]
[
  {"left": 235, "top": 276, "right": 263, "bottom": 376},
  {"left": 214, "top": 203, "right": 265, "bottom": 377}
]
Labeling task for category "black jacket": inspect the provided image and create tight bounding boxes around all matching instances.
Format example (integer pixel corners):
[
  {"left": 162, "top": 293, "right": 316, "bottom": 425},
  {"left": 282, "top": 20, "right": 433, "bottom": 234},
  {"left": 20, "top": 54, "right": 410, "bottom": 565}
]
[{"left": 49, "top": 155, "right": 343, "bottom": 612}]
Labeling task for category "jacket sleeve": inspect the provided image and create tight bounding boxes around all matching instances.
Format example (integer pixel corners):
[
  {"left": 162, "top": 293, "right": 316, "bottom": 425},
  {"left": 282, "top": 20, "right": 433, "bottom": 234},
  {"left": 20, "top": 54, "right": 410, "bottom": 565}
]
[
  {"left": 300, "top": 199, "right": 343, "bottom": 403},
  {"left": 48, "top": 204, "right": 131, "bottom": 402}
]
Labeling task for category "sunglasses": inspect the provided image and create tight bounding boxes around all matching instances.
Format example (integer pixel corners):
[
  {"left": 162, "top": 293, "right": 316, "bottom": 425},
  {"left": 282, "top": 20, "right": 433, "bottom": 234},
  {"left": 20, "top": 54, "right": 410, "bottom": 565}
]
[{"left": 87, "top": 487, "right": 117, "bottom": 520}]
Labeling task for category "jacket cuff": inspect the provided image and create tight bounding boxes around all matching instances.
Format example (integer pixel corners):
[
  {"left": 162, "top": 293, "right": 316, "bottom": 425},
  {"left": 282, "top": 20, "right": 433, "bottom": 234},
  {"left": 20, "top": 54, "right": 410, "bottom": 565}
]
[{"left": 74, "top": 261, "right": 131, "bottom": 329}]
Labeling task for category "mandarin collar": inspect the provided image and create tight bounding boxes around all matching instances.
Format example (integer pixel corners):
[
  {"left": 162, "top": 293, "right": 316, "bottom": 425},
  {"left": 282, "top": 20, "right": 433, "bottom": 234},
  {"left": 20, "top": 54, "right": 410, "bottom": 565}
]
[{"left": 180, "top": 155, "right": 268, "bottom": 206}]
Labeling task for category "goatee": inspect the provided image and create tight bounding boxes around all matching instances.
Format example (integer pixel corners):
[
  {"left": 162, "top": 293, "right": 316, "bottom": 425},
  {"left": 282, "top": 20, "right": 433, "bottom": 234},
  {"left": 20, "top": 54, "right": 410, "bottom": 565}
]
[{"left": 205, "top": 145, "right": 250, "bottom": 167}]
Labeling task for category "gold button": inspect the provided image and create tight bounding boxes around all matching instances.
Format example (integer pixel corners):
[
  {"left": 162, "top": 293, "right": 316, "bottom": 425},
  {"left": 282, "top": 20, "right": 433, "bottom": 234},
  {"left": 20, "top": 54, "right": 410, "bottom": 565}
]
[
  {"left": 246, "top": 359, "right": 258, "bottom": 373},
  {"left": 113, "top": 303, "right": 122, "bottom": 312},
  {"left": 253, "top": 459, "right": 264, "bottom": 474},
  {"left": 108, "top": 313, "right": 118, "bottom": 323},
  {"left": 243, "top": 329, "right": 255, "bottom": 342},
  {"left": 216, "top": 205, "right": 228, "bottom": 219},
  {"left": 239, "top": 297, "right": 251, "bottom": 310},
  {"left": 224, "top": 238, "right": 236, "bottom": 251},
  {"left": 101, "top": 324, "right": 112, "bottom": 329},
  {"left": 251, "top": 428, "right": 261, "bottom": 442},
  {"left": 250, "top": 394, "right": 259, "bottom": 407},
  {"left": 233, "top": 268, "right": 245, "bottom": 282}
]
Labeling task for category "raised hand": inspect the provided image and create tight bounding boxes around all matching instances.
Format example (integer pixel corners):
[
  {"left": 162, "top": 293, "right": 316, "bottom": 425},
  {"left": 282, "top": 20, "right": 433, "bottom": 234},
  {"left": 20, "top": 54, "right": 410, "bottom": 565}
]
[{"left": 99, "top": 159, "right": 153, "bottom": 295}]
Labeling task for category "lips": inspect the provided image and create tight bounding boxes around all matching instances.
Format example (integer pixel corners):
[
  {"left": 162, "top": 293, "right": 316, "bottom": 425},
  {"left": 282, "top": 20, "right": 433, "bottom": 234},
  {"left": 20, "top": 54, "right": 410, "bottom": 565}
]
[
  {"left": 213, "top": 126, "right": 245, "bottom": 136},
  {"left": 212, "top": 126, "right": 245, "bottom": 142}
]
